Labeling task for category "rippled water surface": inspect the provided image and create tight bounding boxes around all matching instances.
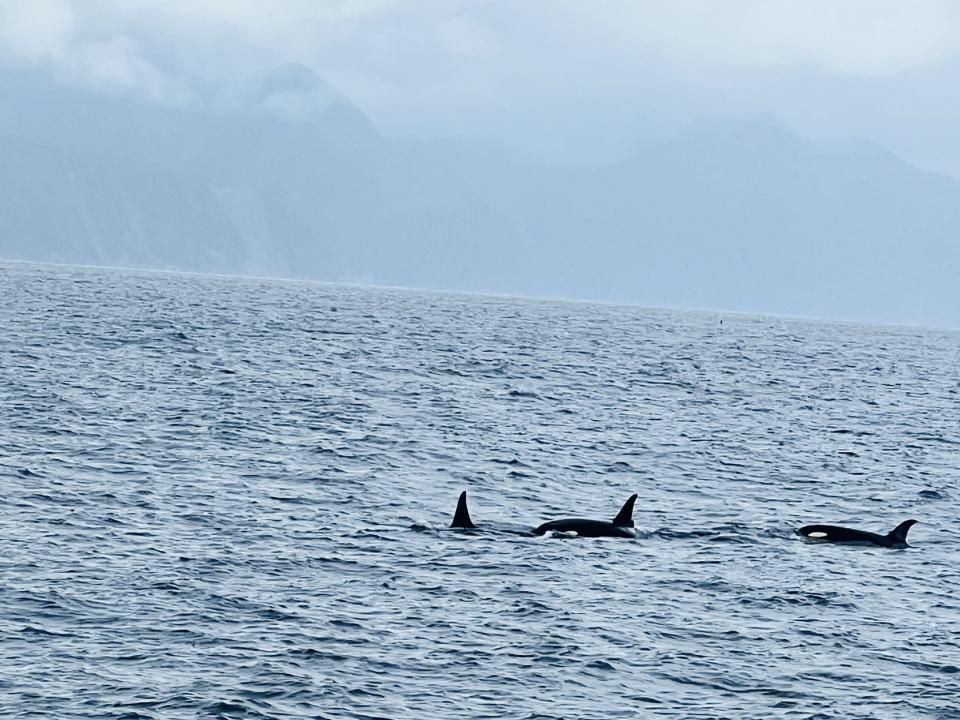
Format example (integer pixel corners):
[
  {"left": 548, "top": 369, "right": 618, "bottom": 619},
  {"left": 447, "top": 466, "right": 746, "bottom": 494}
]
[{"left": 2, "top": 262, "right": 959, "bottom": 719}]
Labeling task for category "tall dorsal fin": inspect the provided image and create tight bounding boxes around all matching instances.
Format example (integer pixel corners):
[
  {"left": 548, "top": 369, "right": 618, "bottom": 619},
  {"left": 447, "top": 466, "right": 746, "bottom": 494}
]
[
  {"left": 888, "top": 519, "right": 917, "bottom": 544},
  {"left": 612, "top": 494, "right": 638, "bottom": 527},
  {"left": 450, "top": 491, "right": 476, "bottom": 529}
]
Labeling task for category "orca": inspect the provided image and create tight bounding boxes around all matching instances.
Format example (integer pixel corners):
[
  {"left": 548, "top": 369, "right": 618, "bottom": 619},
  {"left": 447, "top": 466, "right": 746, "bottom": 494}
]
[
  {"left": 533, "top": 494, "right": 638, "bottom": 538},
  {"left": 450, "top": 490, "right": 477, "bottom": 529},
  {"left": 446, "top": 491, "right": 528, "bottom": 535},
  {"left": 796, "top": 519, "right": 917, "bottom": 548}
]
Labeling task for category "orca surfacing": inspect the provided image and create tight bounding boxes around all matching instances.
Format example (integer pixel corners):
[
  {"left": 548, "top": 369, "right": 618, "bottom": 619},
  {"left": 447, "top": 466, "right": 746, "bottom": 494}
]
[
  {"left": 533, "top": 494, "right": 639, "bottom": 538},
  {"left": 797, "top": 519, "right": 917, "bottom": 548},
  {"left": 447, "top": 491, "right": 638, "bottom": 538},
  {"left": 450, "top": 490, "right": 477, "bottom": 529}
]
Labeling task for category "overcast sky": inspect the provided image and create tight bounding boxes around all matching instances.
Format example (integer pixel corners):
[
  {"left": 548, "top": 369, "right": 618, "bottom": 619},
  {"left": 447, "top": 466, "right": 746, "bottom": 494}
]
[{"left": 3, "top": 0, "right": 960, "bottom": 171}]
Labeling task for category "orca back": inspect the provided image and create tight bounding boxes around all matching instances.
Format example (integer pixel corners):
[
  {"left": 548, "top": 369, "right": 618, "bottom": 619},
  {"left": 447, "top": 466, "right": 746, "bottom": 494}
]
[
  {"left": 887, "top": 519, "right": 917, "bottom": 546},
  {"left": 798, "top": 520, "right": 918, "bottom": 548},
  {"left": 450, "top": 491, "right": 476, "bottom": 529},
  {"left": 798, "top": 524, "right": 881, "bottom": 544},
  {"left": 534, "top": 518, "right": 635, "bottom": 538},
  {"left": 611, "top": 493, "right": 638, "bottom": 527}
]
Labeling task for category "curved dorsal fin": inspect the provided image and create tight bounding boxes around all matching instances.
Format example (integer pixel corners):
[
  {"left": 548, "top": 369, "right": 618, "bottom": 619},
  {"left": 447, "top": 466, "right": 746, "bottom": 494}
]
[
  {"left": 888, "top": 519, "right": 917, "bottom": 544},
  {"left": 612, "top": 494, "right": 638, "bottom": 527},
  {"left": 450, "top": 490, "right": 476, "bottom": 529}
]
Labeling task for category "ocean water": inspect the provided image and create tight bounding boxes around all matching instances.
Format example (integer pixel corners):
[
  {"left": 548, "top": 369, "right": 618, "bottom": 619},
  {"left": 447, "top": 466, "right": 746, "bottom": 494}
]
[{"left": 1, "top": 261, "right": 958, "bottom": 720}]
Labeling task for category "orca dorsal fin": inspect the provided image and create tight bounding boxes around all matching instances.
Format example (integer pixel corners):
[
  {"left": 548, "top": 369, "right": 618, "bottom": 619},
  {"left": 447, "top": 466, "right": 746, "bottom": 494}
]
[
  {"left": 612, "top": 494, "right": 638, "bottom": 527},
  {"left": 450, "top": 491, "right": 476, "bottom": 529},
  {"left": 888, "top": 519, "right": 917, "bottom": 544}
]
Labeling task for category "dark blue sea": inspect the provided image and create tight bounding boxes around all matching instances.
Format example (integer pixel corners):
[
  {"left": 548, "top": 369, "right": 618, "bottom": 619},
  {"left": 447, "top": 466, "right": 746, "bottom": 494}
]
[{"left": 1, "top": 261, "right": 958, "bottom": 719}]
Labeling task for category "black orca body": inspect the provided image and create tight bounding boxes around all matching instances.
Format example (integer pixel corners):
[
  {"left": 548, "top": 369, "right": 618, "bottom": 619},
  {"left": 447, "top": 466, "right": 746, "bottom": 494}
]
[
  {"left": 796, "top": 519, "right": 917, "bottom": 548},
  {"left": 450, "top": 491, "right": 477, "bottom": 529},
  {"left": 533, "top": 494, "right": 638, "bottom": 539}
]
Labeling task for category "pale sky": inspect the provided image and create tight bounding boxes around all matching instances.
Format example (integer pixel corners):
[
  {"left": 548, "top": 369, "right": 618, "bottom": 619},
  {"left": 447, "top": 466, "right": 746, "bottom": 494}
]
[{"left": 3, "top": 0, "right": 960, "bottom": 170}]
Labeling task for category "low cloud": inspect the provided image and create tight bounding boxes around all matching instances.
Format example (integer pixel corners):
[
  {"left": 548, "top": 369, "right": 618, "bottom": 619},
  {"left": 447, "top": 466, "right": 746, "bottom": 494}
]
[
  {"left": 5, "top": 1, "right": 958, "bottom": 92},
  {"left": 0, "top": 0, "right": 75, "bottom": 62},
  {"left": 4, "top": 0, "right": 960, "bottom": 167}
]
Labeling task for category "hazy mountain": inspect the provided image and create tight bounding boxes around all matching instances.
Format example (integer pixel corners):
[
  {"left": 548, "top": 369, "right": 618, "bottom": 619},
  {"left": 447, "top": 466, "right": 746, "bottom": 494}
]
[
  {"left": 545, "top": 120, "right": 960, "bottom": 324},
  {"left": 1, "top": 68, "right": 959, "bottom": 325},
  {"left": 0, "top": 133, "right": 243, "bottom": 271}
]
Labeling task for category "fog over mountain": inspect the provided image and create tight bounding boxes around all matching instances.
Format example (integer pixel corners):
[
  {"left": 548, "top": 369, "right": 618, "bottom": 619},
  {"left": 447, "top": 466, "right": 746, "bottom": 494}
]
[{"left": 3, "top": 2, "right": 960, "bottom": 326}]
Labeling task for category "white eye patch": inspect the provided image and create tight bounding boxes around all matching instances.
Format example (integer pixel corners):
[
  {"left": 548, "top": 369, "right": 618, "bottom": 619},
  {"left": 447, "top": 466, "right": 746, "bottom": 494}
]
[{"left": 807, "top": 531, "right": 828, "bottom": 538}]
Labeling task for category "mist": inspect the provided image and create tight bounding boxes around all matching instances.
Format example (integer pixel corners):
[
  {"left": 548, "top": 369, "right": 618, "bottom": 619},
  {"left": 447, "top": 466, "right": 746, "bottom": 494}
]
[{"left": 2, "top": 0, "right": 960, "bottom": 326}]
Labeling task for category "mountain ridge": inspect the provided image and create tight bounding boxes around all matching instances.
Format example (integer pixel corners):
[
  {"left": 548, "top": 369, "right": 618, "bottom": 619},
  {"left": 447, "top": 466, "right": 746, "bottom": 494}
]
[{"left": 1, "top": 67, "right": 958, "bottom": 326}]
